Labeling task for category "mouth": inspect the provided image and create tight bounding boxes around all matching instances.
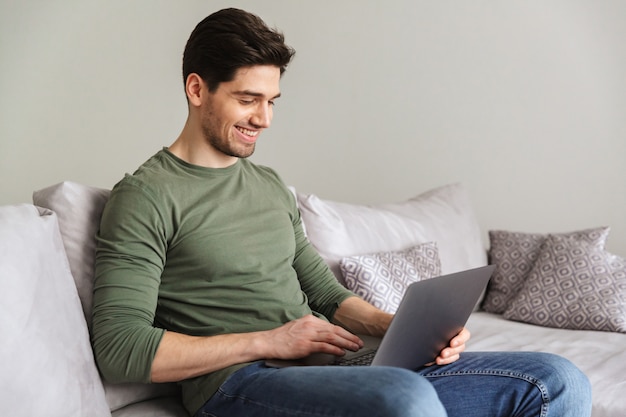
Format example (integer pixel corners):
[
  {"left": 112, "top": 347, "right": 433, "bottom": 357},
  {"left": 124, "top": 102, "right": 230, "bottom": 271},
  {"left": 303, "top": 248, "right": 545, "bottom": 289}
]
[{"left": 235, "top": 126, "right": 260, "bottom": 142}]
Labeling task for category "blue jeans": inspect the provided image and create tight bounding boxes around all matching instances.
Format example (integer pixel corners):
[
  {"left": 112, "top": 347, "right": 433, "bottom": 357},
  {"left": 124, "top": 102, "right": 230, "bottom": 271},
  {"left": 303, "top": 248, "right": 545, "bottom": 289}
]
[{"left": 195, "top": 351, "right": 592, "bottom": 417}]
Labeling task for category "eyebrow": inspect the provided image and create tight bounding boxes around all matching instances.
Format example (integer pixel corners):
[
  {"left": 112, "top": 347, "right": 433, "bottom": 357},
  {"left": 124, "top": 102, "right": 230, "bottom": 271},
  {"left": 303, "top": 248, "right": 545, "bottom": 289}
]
[{"left": 233, "top": 90, "right": 282, "bottom": 100}]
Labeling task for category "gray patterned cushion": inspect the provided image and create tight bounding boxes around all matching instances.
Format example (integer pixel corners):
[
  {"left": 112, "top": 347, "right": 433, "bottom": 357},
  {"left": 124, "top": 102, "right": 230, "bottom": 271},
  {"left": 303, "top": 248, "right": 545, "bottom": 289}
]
[
  {"left": 503, "top": 235, "right": 626, "bottom": 333},
  {"left": 339, "top": 242, "right": 441, "bottom": 313},
  {"left": 481, "top": 227, "right": 610, "bottom": 314}
]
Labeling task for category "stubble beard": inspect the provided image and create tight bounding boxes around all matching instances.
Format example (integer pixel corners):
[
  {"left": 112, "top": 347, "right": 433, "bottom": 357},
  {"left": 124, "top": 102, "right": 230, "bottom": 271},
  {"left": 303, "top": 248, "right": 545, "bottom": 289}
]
[
  {"left": 201, "top": 117, "right": 256, "bottom": 159},
  {"left": 206, "top": 129, "right": 256, "bottom": 159}
]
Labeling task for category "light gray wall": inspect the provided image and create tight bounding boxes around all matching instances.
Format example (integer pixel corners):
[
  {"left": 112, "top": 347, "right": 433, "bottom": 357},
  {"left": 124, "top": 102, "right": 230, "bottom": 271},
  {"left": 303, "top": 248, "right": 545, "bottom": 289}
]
[{"left": 2, "top": 1, "right": 625, "bottom": 256}]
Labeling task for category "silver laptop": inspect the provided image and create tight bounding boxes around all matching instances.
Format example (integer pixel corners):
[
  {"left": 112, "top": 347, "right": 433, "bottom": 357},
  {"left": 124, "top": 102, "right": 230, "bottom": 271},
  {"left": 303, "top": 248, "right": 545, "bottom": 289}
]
[{"left": 265, "top": 265, "right": 495, "bottom": 370}]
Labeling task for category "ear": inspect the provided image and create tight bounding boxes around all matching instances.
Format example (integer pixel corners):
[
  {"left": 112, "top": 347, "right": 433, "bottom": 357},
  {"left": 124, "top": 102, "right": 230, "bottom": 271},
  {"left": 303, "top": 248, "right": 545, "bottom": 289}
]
[{"left": 185, "top": 73, "right": 204, "bottom": 107}]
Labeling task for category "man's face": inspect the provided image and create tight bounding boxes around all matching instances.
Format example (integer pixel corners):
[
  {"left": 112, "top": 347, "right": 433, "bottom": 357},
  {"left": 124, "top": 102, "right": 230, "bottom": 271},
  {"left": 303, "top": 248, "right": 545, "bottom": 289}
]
[{"left": 200, "top": 65, "right": 281, "bottom": 159}]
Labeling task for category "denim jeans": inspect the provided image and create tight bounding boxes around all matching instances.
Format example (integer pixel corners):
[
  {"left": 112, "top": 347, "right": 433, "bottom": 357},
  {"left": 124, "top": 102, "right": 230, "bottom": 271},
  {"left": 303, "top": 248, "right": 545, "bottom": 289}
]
[{"left": 195, "top": 351, "right": 592, "bottom": 417}]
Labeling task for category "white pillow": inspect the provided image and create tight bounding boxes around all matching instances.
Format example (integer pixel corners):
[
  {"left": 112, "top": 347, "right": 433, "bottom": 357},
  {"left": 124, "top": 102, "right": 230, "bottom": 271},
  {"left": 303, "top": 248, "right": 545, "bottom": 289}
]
[
  {"left": 0, "top": 204, "right": 110, "bottom": 417},
  {"left": 33, "top": 181, "right": 110, "bottom": 327},
  {"left": 375, "top": 183, "right": 487, "bottom": 274},
  {"left": 297, "top": 183, "right": 487, "bottom": 285}
]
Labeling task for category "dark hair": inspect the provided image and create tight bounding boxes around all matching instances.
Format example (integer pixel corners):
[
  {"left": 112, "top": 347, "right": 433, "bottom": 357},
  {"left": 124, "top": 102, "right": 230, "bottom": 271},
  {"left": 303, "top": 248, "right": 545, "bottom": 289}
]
[{"left": 182, "top": 8, "right": 296, "bottom": 92}]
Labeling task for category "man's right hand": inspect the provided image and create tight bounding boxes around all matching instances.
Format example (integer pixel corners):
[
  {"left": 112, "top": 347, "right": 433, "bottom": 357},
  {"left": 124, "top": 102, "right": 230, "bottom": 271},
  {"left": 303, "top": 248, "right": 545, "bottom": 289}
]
[{"left": 262, "top": 314, "right": 364, "bottom": 360}]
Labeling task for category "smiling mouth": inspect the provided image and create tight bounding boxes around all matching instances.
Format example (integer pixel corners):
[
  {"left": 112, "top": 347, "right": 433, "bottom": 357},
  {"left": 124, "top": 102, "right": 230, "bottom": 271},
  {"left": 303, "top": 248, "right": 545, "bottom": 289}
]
[{"left": 235, "top": 126, "right": 259, "bottom": 138}]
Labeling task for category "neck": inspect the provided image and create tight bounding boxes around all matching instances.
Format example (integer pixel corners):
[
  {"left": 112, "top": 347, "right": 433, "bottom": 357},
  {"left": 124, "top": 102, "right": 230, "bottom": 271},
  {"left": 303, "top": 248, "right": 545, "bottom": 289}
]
[{"left": 168, "top": 119, "right": 238, "bottom": 169}]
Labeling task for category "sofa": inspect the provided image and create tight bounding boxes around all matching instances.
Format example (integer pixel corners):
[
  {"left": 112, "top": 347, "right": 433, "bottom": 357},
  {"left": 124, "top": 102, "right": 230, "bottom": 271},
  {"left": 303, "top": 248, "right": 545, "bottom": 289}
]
[{"left": 0, "top": 181, "right": 623, "bottom": 417}]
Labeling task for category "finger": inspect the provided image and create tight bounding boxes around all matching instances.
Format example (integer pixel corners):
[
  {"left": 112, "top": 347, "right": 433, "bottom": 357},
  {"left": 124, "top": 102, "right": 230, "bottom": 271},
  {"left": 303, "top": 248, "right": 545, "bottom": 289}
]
[
  {"left": 435, "top": 353, "right": 460, "bottom": 365},
  {"left": 450, "top": 328, "right": 471, "bottom": 347},
  {"left": 435, "top": 341, "right": 466, "bottom": 365},
  {"left": 310, "top": 341, "right": 353, "bottom": 357},
  {"left": 331, "top": 325, "right": 364, "bottom": 349},
  {"left": 425, "top": 350, "right": 461, "bottom": 367},
  {"left": 441, "top": 340, "right": 467, "bottom": 359},
  {"left": 318, "top": 325, "right": 363, "bottom": 352}
]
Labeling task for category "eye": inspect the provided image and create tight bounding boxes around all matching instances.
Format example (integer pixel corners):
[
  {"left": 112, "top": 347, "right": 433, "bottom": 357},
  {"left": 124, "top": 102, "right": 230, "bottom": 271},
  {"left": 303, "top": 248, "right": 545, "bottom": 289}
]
[{"left": 239, "top": 99, "right": 254, "bottom": 105}]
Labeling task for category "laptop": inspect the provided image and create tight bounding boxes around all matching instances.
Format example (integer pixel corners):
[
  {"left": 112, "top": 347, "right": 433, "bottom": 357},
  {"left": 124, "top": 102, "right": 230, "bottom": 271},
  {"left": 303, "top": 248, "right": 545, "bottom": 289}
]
[{"left": 265, "top": 265, "right": 495, "bottom": 370}]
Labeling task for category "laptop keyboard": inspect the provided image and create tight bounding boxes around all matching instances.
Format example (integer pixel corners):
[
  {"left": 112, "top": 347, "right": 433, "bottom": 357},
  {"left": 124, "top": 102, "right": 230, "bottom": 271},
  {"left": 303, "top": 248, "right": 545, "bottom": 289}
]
[{"left": 334, "top": 349, "right": 377, "bottom": 366}]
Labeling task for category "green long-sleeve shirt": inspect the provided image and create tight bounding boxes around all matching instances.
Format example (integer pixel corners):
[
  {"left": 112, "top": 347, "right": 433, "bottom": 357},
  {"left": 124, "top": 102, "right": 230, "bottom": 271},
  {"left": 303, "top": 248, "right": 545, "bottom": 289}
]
[{"left": 92, "top": 148, "right": 353, "bottom": 415}]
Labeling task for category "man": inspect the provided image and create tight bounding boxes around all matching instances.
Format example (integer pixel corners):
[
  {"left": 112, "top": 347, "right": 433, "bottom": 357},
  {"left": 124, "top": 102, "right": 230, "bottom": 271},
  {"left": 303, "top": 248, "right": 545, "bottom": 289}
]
[{"left": 92, "top": 8, "right": 592, "bottom": 417}]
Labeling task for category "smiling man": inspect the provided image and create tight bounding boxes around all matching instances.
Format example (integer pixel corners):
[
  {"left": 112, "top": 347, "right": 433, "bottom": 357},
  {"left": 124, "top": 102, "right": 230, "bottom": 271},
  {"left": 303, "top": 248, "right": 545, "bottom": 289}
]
[{"left": 91, "top": 8, "right": 592, "bottom": 417}]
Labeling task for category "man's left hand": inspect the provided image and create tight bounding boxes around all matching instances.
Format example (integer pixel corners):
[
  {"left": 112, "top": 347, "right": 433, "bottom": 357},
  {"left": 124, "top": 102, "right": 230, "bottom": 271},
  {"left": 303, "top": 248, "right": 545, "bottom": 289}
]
[{"left": 434, "top": 327, "right": 470, "bottom": 366}]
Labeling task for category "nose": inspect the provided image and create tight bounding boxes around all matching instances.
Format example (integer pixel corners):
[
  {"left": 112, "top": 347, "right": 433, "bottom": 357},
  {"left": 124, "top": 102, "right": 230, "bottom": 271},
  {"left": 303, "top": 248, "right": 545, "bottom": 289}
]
[{"left": 251, "top": 102, "right": 272, "bottom": 128}]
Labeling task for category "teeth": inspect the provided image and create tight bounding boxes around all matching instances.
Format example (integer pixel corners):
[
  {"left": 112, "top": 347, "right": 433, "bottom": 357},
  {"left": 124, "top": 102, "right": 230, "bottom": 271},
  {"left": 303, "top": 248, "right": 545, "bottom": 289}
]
[{"left": 236, "top": 127, "right": 259, "bottom": 137}]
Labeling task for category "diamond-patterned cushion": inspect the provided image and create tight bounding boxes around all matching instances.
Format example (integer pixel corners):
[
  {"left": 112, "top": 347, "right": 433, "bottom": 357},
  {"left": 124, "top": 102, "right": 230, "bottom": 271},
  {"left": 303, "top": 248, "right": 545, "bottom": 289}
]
[
  {"left": 481, "top": 227, "right": 610, "bottom": 314},
  {"left": 339, "top": 242, "right": 441, "bottom": 313},
  {"left": 503, "top": 235, "right": 626, "bottom": 333}
]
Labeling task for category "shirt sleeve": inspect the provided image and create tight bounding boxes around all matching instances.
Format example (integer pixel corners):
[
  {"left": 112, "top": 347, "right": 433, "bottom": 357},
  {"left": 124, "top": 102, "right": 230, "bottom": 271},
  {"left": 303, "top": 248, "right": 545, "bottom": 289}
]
[
  {"left": 288, "top": 194, "right": 355, "bottom": 320},
  {"left": 91, "top": 178, "right": 168, "bottom": 383}
]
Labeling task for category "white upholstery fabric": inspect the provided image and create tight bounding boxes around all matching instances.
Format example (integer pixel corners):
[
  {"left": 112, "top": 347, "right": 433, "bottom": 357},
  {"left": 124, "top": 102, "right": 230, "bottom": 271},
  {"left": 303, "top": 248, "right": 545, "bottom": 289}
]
[{"left": 0, "top": 204, "right": 110, "bottom": 417}]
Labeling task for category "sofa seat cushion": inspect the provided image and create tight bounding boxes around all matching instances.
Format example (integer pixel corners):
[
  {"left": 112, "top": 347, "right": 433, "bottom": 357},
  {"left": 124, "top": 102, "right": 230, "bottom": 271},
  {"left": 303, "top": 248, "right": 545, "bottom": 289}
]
[
  {"left": 466, "top": 311, "right": 626, "bottom": 417},
  {"left": 111, "top": 396, "right": 188, "bottom": 417},
  {"left": 0, "top": 204, "right": 110, "bottom": 417}
]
